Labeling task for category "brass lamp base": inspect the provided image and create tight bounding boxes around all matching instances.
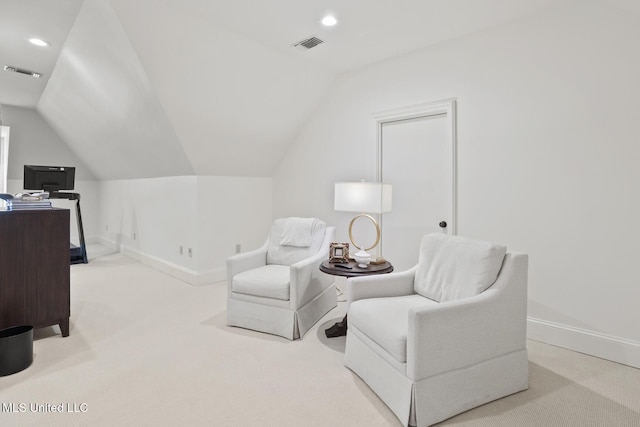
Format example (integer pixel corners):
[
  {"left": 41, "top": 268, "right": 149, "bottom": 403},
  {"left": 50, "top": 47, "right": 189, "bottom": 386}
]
[{"left": 348, "top": 213, "right": 381, "bottom": 252}]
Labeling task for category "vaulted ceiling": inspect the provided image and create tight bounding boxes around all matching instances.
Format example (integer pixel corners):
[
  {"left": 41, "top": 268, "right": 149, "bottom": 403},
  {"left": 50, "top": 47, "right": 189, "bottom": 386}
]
[{"left": 2, "top": 0, "right": 638, "bottom": 179}]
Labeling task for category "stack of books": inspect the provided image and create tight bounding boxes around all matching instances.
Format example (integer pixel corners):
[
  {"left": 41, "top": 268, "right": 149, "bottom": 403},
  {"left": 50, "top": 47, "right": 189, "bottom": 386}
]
[{"left": 1, "top": 193, "right": 52, "bottom": 210}]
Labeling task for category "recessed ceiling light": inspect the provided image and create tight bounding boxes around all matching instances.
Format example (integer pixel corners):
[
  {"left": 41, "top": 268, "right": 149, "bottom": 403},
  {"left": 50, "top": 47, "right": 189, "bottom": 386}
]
[
  {"left": 321, "top": 15, "right": 338, "bottom": 27},
  {"left": 28, "top": 38, "right": 50, "bottom": 47}
]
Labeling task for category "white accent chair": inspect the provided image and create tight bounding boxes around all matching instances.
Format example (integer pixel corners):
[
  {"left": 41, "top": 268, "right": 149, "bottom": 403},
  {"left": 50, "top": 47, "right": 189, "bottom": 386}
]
[
  {"left": 226, "top": 218, "right": 336, "bottom": 340},
  {"left": 345, "top": 233, "right": 528, "bottom": 427}
]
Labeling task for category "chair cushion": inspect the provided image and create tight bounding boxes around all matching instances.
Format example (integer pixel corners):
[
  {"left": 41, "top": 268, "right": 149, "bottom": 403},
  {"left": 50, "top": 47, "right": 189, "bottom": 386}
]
[
  {"left": 232, "top": 265, "right": 290, "bottom": 301},
  {"left": 349, "top": 295, "right": 438, "bottom": 363},
  {"left": 414, "top": 233, "right": 506, "bottom": 302},
  {"left": 267, "top": 218, "right": 326, "bottom": 266}
]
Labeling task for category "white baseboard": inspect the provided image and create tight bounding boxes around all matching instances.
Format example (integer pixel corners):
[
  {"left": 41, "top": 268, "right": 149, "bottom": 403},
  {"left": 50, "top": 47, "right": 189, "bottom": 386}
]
[
  {"left": 84, "top": 235, "right": 101, "bottom": 244},
  {"left": 96, "top": 236, "right": 226, "bottom": 286},
  {"left": 527, "top": 317, "right": 640, "bottom": 369}
]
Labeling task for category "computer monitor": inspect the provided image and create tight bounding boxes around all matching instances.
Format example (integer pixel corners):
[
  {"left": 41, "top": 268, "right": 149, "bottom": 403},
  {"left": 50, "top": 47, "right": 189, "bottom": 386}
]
[{"left": 23, "top": 165, "right": 75, "bottom": 192}]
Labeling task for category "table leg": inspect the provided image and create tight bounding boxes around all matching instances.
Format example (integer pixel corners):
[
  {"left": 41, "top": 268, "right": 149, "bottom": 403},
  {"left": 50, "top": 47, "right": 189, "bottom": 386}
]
[{"left": 59, "top": 318, "right": 70, "bottom": 337}]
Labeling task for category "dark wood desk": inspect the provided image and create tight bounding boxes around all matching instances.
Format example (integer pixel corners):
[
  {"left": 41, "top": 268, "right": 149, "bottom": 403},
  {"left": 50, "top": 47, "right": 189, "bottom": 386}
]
[
  {"left": 320, "top": 259, "right": 393, "bottom": 337},
  {"left": 0, "top": 209, "right": 71, "bottom": 336}
]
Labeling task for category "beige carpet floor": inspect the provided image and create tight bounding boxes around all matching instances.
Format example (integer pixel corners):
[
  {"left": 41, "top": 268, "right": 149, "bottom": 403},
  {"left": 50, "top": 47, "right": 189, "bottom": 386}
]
[{"left": 1, "top": 244, "right": 639, "bottom": 427}]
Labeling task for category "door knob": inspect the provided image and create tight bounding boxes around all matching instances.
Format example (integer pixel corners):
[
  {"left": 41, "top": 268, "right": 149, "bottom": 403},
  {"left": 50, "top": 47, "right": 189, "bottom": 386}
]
[{"left": 439, "top": 221, "right": 447, "bottom": 228}]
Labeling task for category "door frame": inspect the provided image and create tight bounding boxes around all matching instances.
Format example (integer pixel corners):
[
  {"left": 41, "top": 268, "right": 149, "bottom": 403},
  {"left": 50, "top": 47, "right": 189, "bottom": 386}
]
[
  {"left": 373, "top": 99, "right": 458, "bottom": 238},
  {"left": 0, "top": 126, "right": 10, "bottom": 193}
]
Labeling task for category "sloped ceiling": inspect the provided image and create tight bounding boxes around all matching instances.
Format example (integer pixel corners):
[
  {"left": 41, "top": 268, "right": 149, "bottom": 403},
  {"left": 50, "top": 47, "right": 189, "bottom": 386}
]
[
  {"left": 0, "top": 0, "right": 82, "bottom": 107},
  {"left": 8, "top": 0, "right": 636, "bottom": 179},
  {"left": 105, "top": 0, "right": 334, "bottom": 178},
  {"left": 38, "top": 0, "right": 194, "bottom": 180}
]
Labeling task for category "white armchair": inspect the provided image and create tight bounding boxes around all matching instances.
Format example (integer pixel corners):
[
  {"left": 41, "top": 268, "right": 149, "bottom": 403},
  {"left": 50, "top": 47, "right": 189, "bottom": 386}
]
[
  {"left": 226, "top": 218, "right": 336, "bottom": 340},
  {"left": 344, "top": 233, "right": 528, "bottom": 427}
]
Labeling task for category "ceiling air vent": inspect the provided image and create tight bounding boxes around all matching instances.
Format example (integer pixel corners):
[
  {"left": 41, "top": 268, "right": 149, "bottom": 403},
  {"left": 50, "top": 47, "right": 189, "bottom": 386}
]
[
  {"left": 3, "top": 65, "right": 41, "bottom": 78},
  {"left": 292, "top": 36, "right": 324, "bottom": 50}
]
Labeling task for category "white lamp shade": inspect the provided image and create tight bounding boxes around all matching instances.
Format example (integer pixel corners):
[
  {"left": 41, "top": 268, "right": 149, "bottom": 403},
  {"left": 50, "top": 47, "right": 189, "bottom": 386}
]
[{"left": 334, "top": 182, "right": 392, "bottom": 214}]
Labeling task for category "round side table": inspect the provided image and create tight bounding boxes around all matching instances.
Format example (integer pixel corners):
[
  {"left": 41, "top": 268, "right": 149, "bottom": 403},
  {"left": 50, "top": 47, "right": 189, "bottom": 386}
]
[
  {"left": 320, "top": 259, "right": 393, "bottom": 278},
  {"left": 320, "top": 259, "right": 393, "bottom": 337}
]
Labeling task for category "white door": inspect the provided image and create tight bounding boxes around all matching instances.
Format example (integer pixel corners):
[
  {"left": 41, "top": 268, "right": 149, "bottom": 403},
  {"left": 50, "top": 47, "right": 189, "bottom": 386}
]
[{"left": 377, "top": 101, "right": 456, "bottom": 271}]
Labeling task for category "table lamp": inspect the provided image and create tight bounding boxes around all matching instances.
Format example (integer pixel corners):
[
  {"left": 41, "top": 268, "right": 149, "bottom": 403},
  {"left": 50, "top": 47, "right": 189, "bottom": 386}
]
[{"left": 334, "top": 182, "right": 392, "bottom": 267}]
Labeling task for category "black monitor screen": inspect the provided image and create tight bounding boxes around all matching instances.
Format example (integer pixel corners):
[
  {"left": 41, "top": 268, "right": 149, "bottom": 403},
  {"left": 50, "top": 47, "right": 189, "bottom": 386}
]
[{"left": 23, "top": 165, "right": 75, "bottom": 192}]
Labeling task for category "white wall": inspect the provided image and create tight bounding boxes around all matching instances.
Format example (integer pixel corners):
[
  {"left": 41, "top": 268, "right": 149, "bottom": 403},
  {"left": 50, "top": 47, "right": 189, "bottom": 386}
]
[
  {"left": 99, "top": 176, "right": 198, "bottom": 282},
  {"left": 99, "top": 175, "right": 273, "bottom": 285},
  {"left": 273, "top": 1, "right": 640, "bottom": 367},
  {"left": 1, "top": 105, "right": 96, "bottom": 181},
  {"left": 196, "top": 176, "right": 273, "bottom": 276}
]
